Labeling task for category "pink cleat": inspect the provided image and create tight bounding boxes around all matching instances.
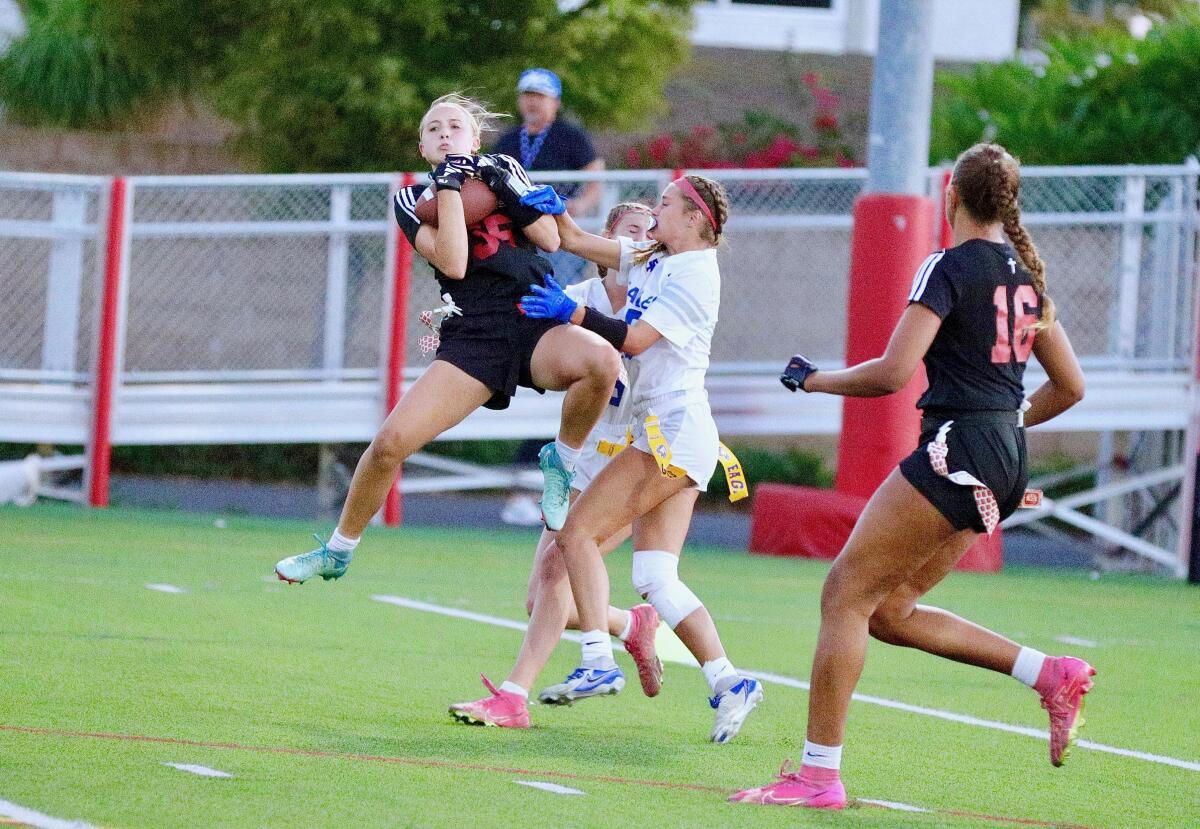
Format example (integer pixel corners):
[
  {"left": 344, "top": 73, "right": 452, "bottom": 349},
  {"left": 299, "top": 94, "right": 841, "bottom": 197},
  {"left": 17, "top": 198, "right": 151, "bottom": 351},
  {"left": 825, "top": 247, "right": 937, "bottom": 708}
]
[
  {"left": 448, "top": 674, "right": 530, "bottom": 728},
  {"left": 1036, "top": 656, "right": 1096, "bottom": 767},
  {"left": 623, "top": 603, "right": 663, "bottom": 697},
  {"left": 729, "top": 760, "right": 847, "bottom": 809}
]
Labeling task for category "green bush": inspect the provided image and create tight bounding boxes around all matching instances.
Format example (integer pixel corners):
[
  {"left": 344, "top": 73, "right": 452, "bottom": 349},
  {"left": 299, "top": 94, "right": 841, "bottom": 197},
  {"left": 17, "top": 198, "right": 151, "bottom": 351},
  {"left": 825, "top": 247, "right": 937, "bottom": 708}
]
[
  {"left": 0, "top": 0, "right": 156, "bottom": 127},
  {"left": 932, "top": 8, "right": 1200, "bottom": 164}
]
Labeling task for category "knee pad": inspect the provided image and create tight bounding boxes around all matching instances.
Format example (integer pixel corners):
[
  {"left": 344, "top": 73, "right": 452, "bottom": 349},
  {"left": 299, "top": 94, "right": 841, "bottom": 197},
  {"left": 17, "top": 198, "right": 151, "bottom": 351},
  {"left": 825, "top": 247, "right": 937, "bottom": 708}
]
[{"left": 631, "top": 550, "right": 702, "bottom": 628}]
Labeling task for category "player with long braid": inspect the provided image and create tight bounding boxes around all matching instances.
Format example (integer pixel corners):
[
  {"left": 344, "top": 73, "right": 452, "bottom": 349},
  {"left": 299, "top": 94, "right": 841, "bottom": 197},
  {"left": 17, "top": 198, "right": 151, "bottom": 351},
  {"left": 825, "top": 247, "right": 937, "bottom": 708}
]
[
  {"left": 273, "top": 94, "right": 618, "bottom": 584},
  {"left": 518, "top": 175, "right": 764, "bottom": 744},
  {"left": 732, "top": 143, "right": 1093, "bottom": 809}
]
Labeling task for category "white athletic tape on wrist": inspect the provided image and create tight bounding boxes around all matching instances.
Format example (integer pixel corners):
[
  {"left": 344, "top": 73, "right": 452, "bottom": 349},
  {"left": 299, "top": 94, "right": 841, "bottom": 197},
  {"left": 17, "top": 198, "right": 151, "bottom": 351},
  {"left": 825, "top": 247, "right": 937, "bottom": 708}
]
[{"left": 631, "top": 550, "right": 702, "bottom": 628}]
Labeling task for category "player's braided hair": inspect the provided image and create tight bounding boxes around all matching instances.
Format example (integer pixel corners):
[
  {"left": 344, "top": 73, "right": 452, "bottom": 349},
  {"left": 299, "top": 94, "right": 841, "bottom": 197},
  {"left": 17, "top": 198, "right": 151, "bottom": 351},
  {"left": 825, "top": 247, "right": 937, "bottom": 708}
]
[
  {"left": 632, "top": 174, "right": 729, "bottom": 266},
  {"left": 952, "top": 143, "right": 1055, "bottom": 329},
  {"left": 421, "top": 93, "right": 507, "bottom": 141},
  {"left": 598, "top": 202, "right": 653, "bottom": 278}
]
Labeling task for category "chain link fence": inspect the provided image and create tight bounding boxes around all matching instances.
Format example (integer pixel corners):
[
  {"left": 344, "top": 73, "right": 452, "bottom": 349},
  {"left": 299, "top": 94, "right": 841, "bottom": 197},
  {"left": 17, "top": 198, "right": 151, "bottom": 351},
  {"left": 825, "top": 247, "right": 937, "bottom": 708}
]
[
  {"left": 0, "top": 173, "right": 107, "bottom": 382},
  {"left": 2, "top": 165, "right": 1195, "bottom": 386}
]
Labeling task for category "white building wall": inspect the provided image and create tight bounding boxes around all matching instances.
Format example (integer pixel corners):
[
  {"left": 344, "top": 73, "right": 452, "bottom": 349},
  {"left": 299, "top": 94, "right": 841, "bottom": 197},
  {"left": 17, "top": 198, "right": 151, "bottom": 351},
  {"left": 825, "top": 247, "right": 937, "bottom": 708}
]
[
  {"left": 692, "top": 0, "right": 1019, "bottom": 62},
  {"left": 0, "top": 0, "right": 24, "bottom": 49}
]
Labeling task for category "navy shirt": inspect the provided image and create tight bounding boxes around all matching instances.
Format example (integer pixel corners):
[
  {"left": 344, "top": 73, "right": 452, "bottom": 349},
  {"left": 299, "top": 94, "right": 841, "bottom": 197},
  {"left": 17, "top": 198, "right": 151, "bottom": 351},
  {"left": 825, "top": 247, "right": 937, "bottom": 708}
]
[
  {"left": 907, "top": 239, "right": 1043, "bottom": 414},
  {"left": 393, "top": 154, "right": 551, "bottom": 315},
  {"left": 493, "top": 119, "right": 597, "bottom": 198}
]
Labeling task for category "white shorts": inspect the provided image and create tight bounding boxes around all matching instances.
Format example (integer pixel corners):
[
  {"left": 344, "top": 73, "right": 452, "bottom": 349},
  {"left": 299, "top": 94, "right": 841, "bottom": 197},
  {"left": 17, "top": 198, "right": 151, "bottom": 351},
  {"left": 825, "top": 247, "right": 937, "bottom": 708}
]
[
  {"left": 572, "top": 420, "right": 632, "bottom": 493},
  {"left": 630, "top": 400, "right": 720, "bottom": 491}
]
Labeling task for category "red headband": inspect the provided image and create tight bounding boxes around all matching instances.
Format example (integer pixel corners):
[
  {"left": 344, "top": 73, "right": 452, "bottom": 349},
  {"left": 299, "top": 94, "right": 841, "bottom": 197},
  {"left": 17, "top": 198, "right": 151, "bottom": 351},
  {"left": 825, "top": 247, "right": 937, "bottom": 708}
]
[{"left": 672, "top": 176, "right": 718, "bottom": 232}]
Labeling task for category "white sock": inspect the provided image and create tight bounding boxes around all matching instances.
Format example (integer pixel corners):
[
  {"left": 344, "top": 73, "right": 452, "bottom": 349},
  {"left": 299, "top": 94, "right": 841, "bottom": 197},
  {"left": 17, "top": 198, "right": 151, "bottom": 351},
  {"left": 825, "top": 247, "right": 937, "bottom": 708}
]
[
  {"left": 701, "top": 657, "right": 738, "bottom": 694},
  {"left": 617, "top": 611, "right": 633, "bottom": 642},
  {"left": 327, "top": 529, "right": 359, "bottom": 554},
  {"left": 555, "top": 438, "right": 582, "bottom": 472},
  {"left": 1011, "top": 646, "right": 1047, "bottom": 688},
  {"left": 499, "top": 681, "right": 529, "bottom": 699},
  {"left": 580, "top": 629, "right": 614, "bottom": 666},
  {"left": 802, "top": 740, "right": 843, "bottom": 770}
]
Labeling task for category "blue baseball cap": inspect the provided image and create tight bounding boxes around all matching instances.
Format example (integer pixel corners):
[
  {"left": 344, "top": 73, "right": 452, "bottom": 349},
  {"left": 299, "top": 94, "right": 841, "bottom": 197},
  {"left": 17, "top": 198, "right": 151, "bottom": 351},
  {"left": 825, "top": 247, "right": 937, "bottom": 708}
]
[{"left": 517, "top": 68, "right": 562, "bottom": 98}]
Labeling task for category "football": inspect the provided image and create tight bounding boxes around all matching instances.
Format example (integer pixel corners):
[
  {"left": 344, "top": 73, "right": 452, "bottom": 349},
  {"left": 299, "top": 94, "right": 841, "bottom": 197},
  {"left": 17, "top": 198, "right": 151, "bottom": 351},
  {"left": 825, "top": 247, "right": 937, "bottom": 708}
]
[{"left": 414, "top": 178, "right": 500, "bottom": 228}]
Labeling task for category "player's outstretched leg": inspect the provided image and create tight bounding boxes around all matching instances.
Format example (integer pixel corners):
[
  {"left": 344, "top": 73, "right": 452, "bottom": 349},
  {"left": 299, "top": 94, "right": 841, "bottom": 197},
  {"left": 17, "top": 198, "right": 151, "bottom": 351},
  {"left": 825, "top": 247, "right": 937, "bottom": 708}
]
[
  {"left": 448, "top": 674, "right": 531, "bottom": 728},
  {"left": 275, "top": 534, "right": 351, "bottom": 584}
]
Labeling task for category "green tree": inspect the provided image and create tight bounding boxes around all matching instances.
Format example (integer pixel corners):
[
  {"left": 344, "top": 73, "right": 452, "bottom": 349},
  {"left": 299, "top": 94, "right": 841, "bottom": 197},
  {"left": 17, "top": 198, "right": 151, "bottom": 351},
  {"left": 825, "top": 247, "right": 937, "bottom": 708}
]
[
  {"left": 87, "top": 0, "right": 695, "bottom": 172},
  {"left": 932, "top": 7, "right": 1200, "bottom": 164},
  {"left": 0, "top": 0, "right": 157, "bottom": 127}
]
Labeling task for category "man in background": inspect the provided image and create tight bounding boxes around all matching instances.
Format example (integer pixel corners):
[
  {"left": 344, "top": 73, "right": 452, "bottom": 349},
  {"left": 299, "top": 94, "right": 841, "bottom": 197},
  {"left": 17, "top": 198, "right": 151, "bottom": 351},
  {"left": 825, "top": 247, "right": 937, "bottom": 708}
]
[
  {"left": 493, "top": 67, "right": 605, "bottom": 286},
  {"left": 493, "top": 69, "right": 608, "bottom": 525}
]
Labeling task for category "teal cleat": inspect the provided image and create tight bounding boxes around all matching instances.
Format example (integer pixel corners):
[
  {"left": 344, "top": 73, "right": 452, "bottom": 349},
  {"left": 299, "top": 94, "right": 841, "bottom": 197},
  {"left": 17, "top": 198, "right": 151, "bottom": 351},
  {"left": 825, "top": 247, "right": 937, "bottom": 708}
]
[
  {"left": 538, "top": 442, "right": 574, "bottom": 531},
  {"left": 275, "top": 534, "right": 352, "bottom": 584}
]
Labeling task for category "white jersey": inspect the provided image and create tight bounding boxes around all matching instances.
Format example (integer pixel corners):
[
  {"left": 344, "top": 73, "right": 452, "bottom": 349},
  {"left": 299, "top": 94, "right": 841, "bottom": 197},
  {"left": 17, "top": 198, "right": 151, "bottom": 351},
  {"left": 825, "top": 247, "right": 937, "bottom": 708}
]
[
  {"left": 617, "top": 238, "right": 720, "bottom": 405},
  {"left": 565, "top": 276, "right": 634, "bottom": 428}
]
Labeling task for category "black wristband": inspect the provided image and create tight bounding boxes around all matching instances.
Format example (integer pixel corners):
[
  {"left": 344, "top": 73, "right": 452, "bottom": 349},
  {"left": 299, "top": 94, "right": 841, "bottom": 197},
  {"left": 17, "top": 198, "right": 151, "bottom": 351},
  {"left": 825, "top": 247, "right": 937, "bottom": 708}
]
[
  {"left": 432, "top": 174, "right": 462, "bottom": 193},
  {"left": 580, "top": 307, "right": 629, "bottom": 350}
]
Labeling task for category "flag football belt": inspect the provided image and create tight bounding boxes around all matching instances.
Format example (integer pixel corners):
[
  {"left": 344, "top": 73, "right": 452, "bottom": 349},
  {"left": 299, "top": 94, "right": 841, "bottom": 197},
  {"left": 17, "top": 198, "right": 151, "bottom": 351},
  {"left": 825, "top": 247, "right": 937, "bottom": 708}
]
[{"left": 926, "top": 418, "right": 1041, "bottom": 535}]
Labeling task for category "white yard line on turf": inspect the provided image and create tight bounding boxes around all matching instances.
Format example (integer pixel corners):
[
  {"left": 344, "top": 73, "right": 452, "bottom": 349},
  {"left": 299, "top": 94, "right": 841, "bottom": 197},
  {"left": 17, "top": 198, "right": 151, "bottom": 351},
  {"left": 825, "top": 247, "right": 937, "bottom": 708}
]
[
  {"left": 859, "top": 798, "right": 931, "bottom": 812},
  {"left": 372, "top": 594, "right": 1200, "bottom": 774},
  {"left": 144, "top": 583, "right": 186, "bottom": 594},
  {"left": 1054, "top": 635, "right": 1099, "bottom": 648},
  {"left": 514, "top": 781, "right": 586, "bottom": 795},
  {"left": 0, "top": 798, "right": 97, "bottom": 829},
  {"left": 163, "top": 762, "right": 233, "bottom": 778}
]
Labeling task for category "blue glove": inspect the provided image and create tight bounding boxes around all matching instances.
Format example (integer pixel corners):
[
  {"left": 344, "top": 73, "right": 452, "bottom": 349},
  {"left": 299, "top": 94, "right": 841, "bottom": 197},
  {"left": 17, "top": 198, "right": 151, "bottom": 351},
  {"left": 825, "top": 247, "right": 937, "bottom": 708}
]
[
  {"left": 519, "top": 184, "right": 567, "bottom": 215},
  {"left": 519, "top": 274, "right": 577, "bottom": 322}
]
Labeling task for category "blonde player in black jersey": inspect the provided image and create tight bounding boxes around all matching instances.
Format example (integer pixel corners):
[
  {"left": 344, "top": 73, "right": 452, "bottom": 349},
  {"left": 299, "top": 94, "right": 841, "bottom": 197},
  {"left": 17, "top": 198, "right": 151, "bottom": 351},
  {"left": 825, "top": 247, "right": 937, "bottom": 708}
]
[
  {"left": 733, "top": 143, "right": 1093, "bottom": 809},
  {"left": 273, "top": 94, "right": 618, "bottom": 585}
]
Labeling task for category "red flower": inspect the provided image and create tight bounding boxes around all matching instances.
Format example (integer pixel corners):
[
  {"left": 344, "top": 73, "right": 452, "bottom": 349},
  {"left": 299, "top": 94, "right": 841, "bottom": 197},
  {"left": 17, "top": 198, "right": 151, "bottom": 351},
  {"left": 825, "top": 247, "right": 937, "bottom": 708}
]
[
  {"left": 814, "top": 113, "right": 839, "bottom": 132},
  {"left": 732, "top": 132, "right": 748, "bottom": 145},
  {"left": 743, "top": 149, "right": 771, "bottom": 169},
  {"left": 803, "top": 72, "right": 819, "bottom": 87},
  {"left": 798, "top": 144, "right": 820, "bottom": 160},
  {"left": 647, "top": 134, "right": 675, "bottom": 165},
  {"left": 835, "top": 151, "right": 857, "bottom": 169},
  {"left": 626, "top": 147, "right": 643, "bottom": 168},
  {"left": 764, "top": 135, "right": 801, "bottom": 165}
]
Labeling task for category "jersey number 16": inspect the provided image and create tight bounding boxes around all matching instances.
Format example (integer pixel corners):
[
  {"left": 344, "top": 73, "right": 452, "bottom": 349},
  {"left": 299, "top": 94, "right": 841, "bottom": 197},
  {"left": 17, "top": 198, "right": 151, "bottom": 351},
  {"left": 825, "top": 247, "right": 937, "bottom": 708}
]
[{"left": 991, "top": 284, "right": 1038, "bottom": 364}]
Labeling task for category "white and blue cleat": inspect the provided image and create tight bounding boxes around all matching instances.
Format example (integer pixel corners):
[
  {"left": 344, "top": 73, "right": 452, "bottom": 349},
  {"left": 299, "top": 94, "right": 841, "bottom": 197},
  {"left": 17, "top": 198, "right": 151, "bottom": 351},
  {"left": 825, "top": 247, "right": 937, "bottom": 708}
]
[
  {"left": 537, "top": 664, "right": 625, "bottom": 705},
  {"left": 709, "top": 677, "right": 763, "bottom": 743}
]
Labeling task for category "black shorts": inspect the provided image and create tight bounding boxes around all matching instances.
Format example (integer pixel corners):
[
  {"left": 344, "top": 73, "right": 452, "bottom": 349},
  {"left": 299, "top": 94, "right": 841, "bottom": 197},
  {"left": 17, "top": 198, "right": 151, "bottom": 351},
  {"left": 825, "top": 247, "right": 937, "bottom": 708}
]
[
  {"left": 898, "top": 411, "right": 1028, "bottom": 533},
  {"left": 434, "top": 311, "right": 562, "bottom": 410}
]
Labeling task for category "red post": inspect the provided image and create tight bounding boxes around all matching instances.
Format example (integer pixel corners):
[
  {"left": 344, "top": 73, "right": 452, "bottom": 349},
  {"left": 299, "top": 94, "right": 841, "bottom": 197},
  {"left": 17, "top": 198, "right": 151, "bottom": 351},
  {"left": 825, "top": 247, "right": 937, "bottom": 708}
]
[
  {"left": 87, "top": 176, "right": 128, "bottom": 508},
  {"left": 383, "top": 173, "right": 415, "bottom": 527},
  {"left": 937, "top": 168, "right": 954, "bottom": 250},
  {"left": 835, "top": 193, "right": 935, "bottom": 499}
]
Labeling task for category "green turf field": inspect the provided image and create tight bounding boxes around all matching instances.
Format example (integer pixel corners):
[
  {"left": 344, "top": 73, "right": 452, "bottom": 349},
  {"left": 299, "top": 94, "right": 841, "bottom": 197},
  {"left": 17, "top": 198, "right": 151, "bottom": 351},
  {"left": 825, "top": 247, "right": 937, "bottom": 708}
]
[{"left": 1, "top": 504, "right": 1197, "bottom": 828}]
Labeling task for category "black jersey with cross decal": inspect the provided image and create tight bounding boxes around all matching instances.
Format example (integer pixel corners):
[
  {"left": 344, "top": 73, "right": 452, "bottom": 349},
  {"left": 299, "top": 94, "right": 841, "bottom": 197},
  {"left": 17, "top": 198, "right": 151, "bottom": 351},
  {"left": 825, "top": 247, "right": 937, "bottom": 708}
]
[
  {"left": 907, "top": 238, "right": 1043, "bottom": 413},
  {"left": 393, "top": 153, "right": 552, "bottom": 315}
]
